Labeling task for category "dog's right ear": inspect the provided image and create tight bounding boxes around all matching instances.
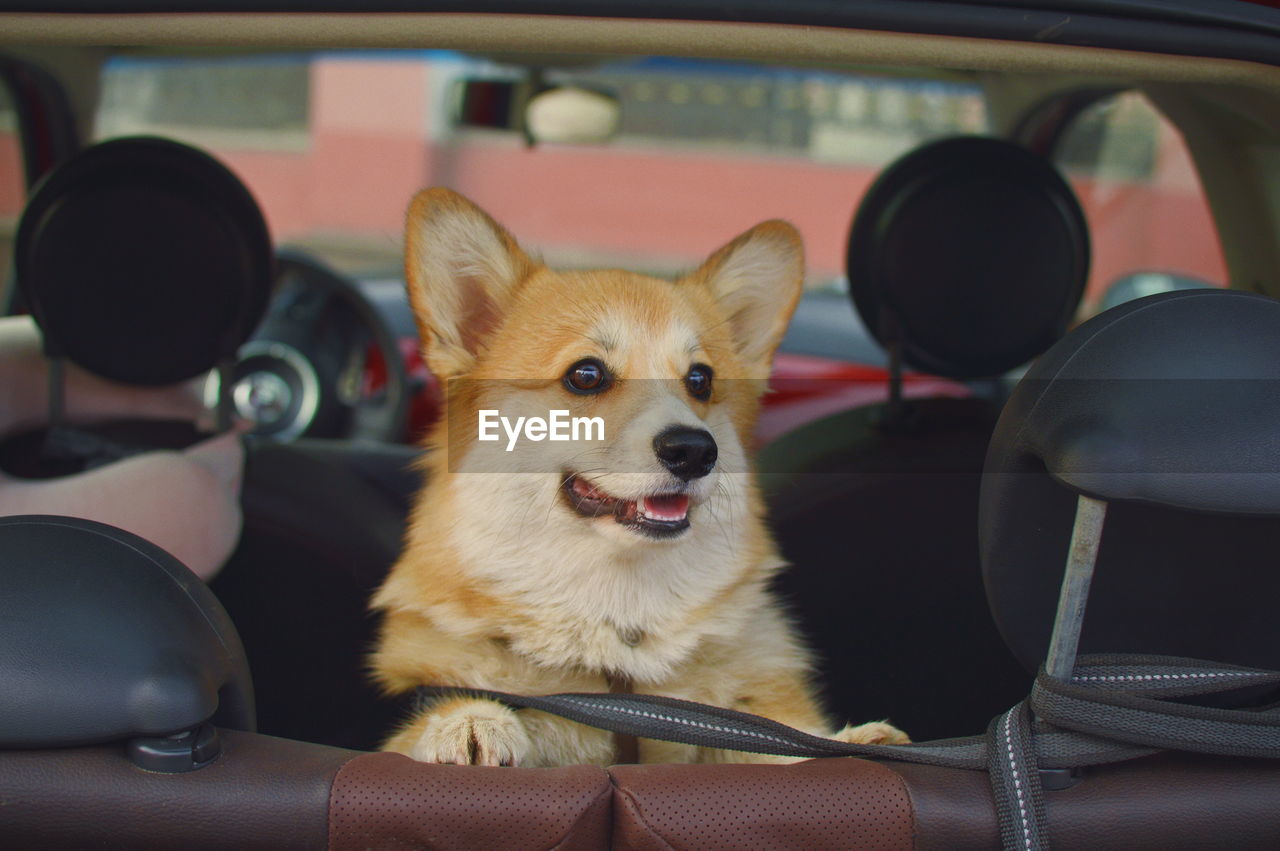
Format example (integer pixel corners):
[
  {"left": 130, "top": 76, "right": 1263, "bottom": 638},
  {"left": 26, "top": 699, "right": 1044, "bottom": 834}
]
[{"left": 404, "top": 188, "right": 535, "bottom": 378}]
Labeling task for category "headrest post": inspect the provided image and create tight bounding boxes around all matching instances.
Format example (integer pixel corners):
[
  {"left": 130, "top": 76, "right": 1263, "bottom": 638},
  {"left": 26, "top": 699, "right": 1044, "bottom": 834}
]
[
  {"left": 881, "top": 311, "right": 905, "bottom": 427},
  {"left": 1044, "top": 494, "right": 1108, "bottom": 681},
  {"left": 886, "top": 338, "right": 904, "bottom": 423},
  {"left": 46, "top": 354, "right": 66, "bottom": 430},
  {"left": 214, "top": 358, "right": 234, "bottom": 433}
]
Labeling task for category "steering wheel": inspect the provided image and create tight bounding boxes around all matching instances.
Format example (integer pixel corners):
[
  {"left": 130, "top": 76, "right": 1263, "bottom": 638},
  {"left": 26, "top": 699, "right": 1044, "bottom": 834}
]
[{"left": 217, "top": 249, "right": 410, "bottom": 443}]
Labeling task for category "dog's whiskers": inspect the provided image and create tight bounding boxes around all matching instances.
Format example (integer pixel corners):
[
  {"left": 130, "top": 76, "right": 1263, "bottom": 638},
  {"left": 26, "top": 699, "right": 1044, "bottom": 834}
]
[
  {"left": 703, "top": 478, "right": 739, "bottom": 557},
  {"left": 542, "top": 464, "right": 610, "bottom": 526}
]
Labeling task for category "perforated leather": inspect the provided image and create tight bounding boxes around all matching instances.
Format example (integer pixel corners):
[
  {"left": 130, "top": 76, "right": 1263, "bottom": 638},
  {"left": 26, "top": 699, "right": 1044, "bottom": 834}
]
[
  {"left": 328, "top": 752, "right": 613, "bottom": 850},
  {"left": 610, "top": 759, "right": 914, "bottom": 850}
]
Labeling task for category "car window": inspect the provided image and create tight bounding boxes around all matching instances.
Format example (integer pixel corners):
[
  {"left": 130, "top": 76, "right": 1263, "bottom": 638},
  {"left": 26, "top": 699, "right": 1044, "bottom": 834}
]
[
  {"left": 94, "top": 53, "right": 987, "bottom": 290},
  {"left": 1053, "top": 91, "right": 1227, "bottom": 316},
  {"left": 0, "top": 80, "right": 23, "bottom": 305}
]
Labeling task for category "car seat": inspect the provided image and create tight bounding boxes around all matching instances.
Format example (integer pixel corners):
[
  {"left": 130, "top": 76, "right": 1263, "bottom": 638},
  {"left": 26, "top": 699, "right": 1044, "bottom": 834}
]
[
  {"left": 757, "top": 137, "right": 1089, "bottom": 740},
  {"left": 0, "top": 515, "right": 255, "bottom": 757},
  {"left": 982, "top": 288, "right": 1280, "bottom": 678},
  {"left": 972, "top": 287, "right": 1280, "bottom": 847},
  {"left": 0, "top": 513, "right": 365, "bottom": 847},
  {"left": 8, "top": 136, "right": 411, "bottom": 748}
]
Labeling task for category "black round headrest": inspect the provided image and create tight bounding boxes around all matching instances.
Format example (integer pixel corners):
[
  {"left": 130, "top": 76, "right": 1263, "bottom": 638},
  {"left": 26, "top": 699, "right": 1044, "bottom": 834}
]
[
  {"left": 847, "top": 136, "right": 1088, "bottom": 379},
  {"left": 0, "top": 515, "right": 254, "bottom": 748},
  {"left": 16, "top": 137, "right": 272, "bottom": 385},
  {"left": 981, "top": 290, "right": 1280, "bottom": 673}
]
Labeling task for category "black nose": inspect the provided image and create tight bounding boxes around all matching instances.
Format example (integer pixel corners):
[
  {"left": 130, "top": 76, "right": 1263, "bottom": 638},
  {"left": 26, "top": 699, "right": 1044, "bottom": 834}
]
[{"left": 653, "top": 426, "right": 718, "bottom": 481}]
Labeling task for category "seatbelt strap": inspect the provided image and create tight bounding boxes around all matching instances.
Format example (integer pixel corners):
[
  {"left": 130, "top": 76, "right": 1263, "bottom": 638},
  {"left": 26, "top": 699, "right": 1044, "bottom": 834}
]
[
  {"left": 991, "top": 654, "right": 1280, "bottom": 851},
  {"left": 988, "top": 701, "right": 1049, "bottom": 851},
  {"left": 416, "top": 654, "right": 1280, "bottom": 851},
  {"left": 415, "top": 685, "right": 991, "bottom": 768}
]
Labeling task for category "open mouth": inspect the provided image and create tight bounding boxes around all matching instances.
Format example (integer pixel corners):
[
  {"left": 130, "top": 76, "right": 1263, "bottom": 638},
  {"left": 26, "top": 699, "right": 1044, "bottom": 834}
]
[{"left": 561, "top": 473, "right": 691, "bottom": 538}]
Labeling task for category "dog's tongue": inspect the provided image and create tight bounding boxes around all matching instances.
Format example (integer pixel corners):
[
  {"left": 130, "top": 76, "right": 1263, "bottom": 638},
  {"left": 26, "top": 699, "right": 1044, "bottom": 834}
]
[{"left": 642, "top": 493, "right": 690, "bottom": 522}]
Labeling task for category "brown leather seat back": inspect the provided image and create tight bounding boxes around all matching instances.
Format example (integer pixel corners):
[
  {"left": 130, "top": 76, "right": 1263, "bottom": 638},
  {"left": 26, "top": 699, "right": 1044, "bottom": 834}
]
[
  {"left": 6, "top": 736, "right": 1280, "bottom": 847},
  {"left": 328, "top": 753, "right": 612, "bottom": 850},
  {"left": 326, "top": 751, "right": 1280, "bottom": 849},
  {"left": 0, "top": 730, "right": 352, "bottom": 848}
]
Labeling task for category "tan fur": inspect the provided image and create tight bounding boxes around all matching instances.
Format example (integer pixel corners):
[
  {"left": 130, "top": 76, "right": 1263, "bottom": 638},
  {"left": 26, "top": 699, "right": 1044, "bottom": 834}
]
[{"left": 370, "top": 187, "right": 908, "bottom": 766}]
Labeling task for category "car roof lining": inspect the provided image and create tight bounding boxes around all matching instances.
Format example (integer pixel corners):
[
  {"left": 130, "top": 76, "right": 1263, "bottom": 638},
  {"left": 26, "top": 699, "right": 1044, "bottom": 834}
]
[{"left": 0, "top": 12, "right": 1279, "bottom": 93}]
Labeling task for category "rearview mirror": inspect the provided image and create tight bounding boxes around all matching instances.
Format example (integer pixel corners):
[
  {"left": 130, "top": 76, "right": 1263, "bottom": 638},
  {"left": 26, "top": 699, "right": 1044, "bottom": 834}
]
[
  {"left": 525, "top": 86, "right": 620, "bottom": 144},
  {"left": 454, "top": 77, "right": 620, "bottom": 145}
]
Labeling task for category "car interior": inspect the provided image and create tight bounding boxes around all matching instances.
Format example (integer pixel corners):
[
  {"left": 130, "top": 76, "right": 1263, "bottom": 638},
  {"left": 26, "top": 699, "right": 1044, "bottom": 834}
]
[{"left": 1, "top": 3, "right": 1279, "bottom": 847}]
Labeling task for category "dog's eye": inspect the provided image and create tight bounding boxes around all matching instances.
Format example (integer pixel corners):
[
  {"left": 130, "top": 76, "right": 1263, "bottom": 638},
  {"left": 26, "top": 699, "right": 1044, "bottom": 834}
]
[
  {"left": 564, "top": 358, "right": 611, "bottom": 394},
  {"left": 684, "top": 364, "right": 713, "bottom": 401}
]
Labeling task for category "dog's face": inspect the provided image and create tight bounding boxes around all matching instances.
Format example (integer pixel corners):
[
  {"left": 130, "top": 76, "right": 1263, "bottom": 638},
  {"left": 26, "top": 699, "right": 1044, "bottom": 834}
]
[{"left": 405, "top": 188, "right": 803, "bottom": 550}]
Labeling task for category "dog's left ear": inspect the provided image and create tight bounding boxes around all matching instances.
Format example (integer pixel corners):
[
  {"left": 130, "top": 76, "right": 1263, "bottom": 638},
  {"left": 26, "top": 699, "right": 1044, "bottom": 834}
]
[{"left": 691, "top": 220, "right": 805, "bottom": 377}]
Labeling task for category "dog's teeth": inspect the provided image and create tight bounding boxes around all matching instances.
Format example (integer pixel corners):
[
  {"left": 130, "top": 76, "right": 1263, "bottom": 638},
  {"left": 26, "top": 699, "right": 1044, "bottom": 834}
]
[{"left": 640, "top": 494, "right": 690, "bottom": 522}]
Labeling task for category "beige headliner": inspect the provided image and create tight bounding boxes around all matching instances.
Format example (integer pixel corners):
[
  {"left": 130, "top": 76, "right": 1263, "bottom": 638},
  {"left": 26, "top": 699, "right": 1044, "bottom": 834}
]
[{"left": 0, "top": 12, "right": 1278, "bottom": 91}]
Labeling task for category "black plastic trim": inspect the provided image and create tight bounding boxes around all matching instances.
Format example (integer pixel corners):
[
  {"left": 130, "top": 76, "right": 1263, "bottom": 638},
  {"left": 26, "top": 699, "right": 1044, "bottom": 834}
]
[
  {"left": 1009, "top": 87, "right": 1123, "bottom": 157},
  {"left": 0, "top": 58, "right": 78, "bottom": 189},
  {"left": 127, "top": 724, "right": 222, "bottom": 773}
]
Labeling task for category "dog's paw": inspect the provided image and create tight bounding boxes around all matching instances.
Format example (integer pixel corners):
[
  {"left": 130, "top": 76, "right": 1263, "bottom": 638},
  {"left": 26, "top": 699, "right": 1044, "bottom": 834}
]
[
  {"left": 410, "top": 700, "right": 531, "bottom": 766},
  {"left": 834, "top": 720, "right": 911, "bottom": 746}
]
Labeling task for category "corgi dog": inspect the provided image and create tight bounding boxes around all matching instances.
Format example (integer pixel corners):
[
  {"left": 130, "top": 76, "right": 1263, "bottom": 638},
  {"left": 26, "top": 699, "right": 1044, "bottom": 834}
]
[{"left": 370, "top": 188, "right": 908, "bottom": 766}]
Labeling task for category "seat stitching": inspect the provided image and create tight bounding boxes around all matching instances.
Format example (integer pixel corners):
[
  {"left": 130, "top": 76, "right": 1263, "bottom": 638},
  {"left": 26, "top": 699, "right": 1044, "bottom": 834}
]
[
  {"left": 609, "top": 773, "right": 679, "bottom": 851},
  {"left": 548, "top": 769, "right": 614, "bottom": 851}
]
